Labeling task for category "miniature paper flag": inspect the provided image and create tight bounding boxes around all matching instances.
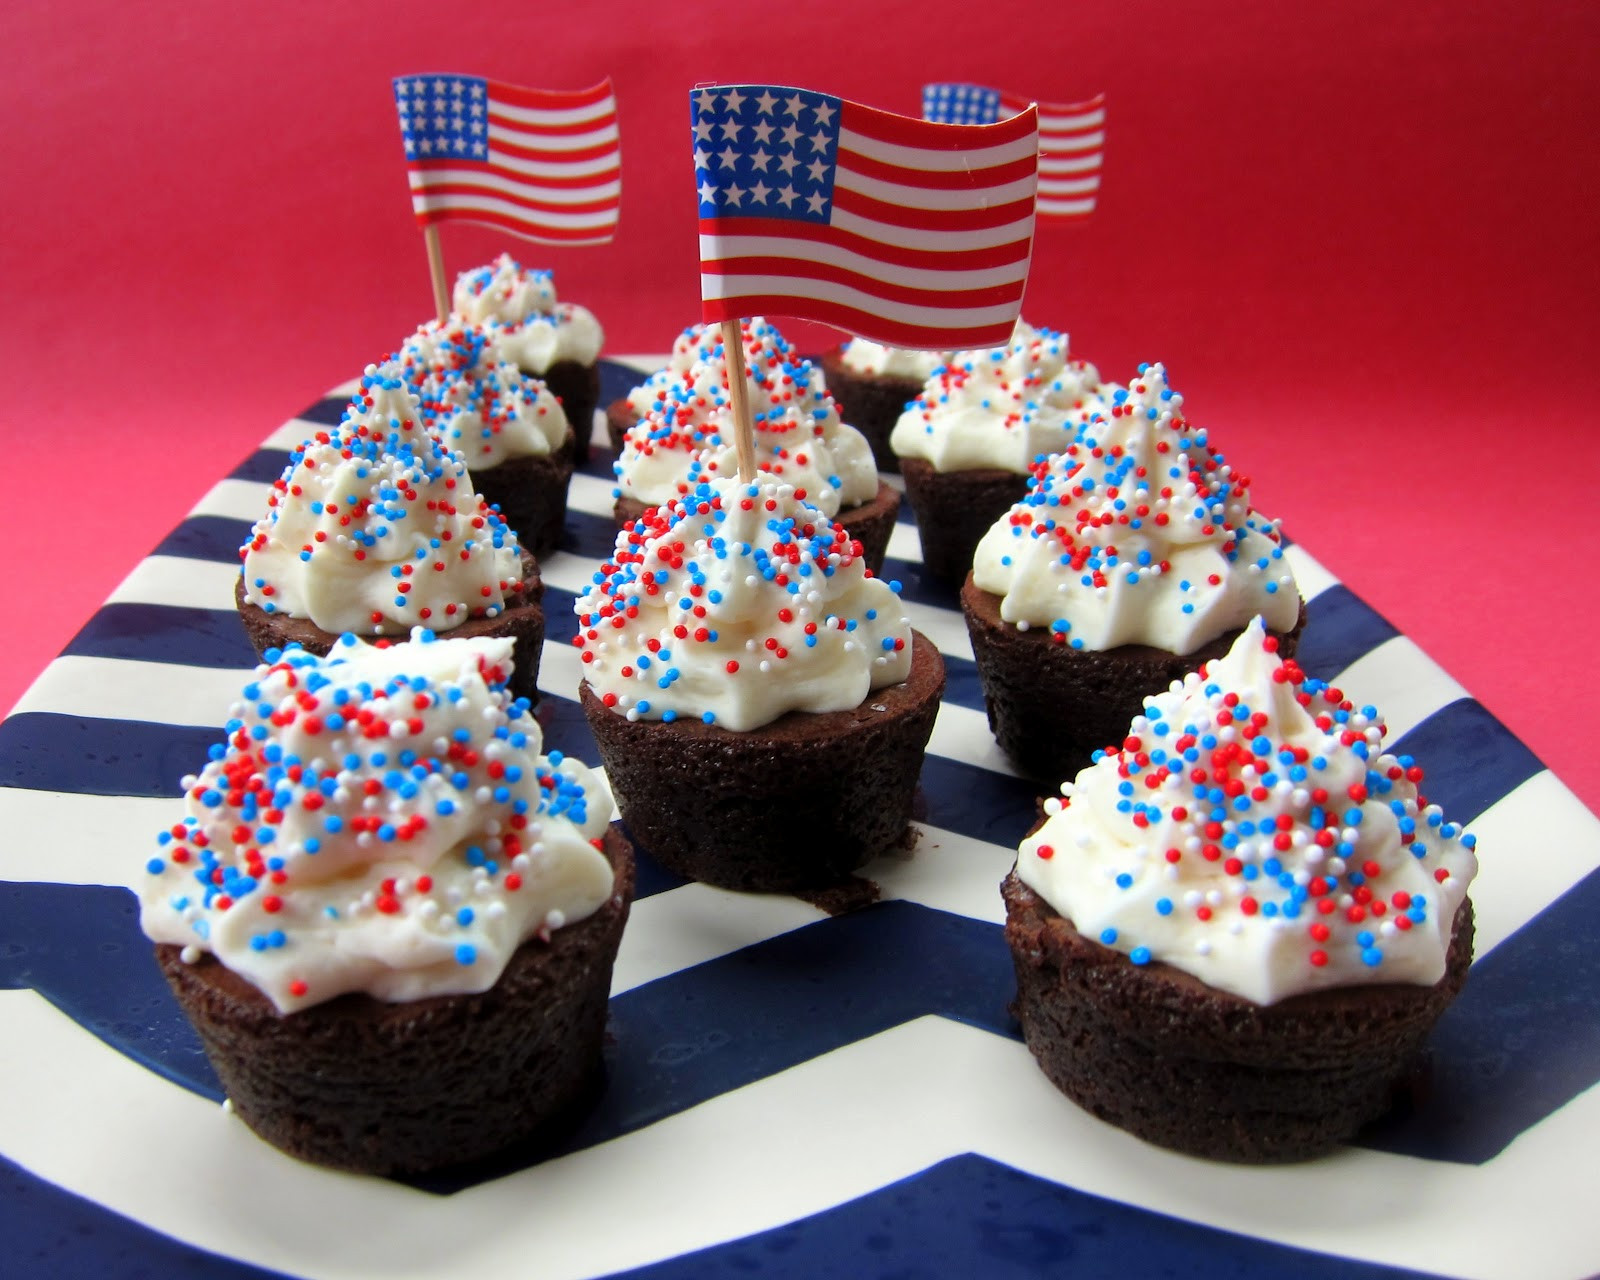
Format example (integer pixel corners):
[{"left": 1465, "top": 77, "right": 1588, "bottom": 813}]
[
  {"left": 693, "top": 84, "right": 1039, "bottom": 350},
  {"left": 393, "top": 74, "right": 621, "bottom": 245},
  {"left": 923, "top": 84, "right": 1105, "bottom": 219}
]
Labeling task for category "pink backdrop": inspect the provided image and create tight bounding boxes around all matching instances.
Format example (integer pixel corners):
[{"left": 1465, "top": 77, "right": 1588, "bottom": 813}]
[{"left": 4, "top": 0, "right": 1597, "bottom": 813}]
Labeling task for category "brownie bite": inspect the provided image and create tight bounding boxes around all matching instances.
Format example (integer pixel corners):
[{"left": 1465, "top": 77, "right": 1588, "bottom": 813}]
[{"left": 818, "top": 341, "right": 947, "bottom": 474}]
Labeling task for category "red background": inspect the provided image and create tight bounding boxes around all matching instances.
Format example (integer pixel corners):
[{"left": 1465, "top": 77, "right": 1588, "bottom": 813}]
[{"left": 3, "top": 0, "right": 1597, "bottom": 813}]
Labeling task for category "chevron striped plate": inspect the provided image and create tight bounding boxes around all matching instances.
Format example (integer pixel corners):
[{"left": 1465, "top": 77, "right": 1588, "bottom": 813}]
[{"left": 1, "top": 359, "right": 1597, "bottom": 1280}]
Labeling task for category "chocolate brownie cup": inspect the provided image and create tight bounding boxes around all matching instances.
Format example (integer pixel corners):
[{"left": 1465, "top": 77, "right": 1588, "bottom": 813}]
[
  {"left": 962, "top": 362, "right": 1303, "bottom": 783},
  {"left": 890, "top": 323, "right": 1106, "bottom": 583},
  {"left": 818, "top": 341, "right": 946, "bottom": 474},
  {"left": 963, "top": 575, "right": 1306, "bottom": 785},
  {"left": 584, "top": 633, "right": 942, "bottom": 891},
  {"left": 140, "top": 633, "right": 631, "bottom": 1175},
  {"left": 452, "top": 254, "right": 604, "bottom": 458},
  {"left": 575, "top": 476, "right": 944, "bottom": 893},
  {"left": 237, "top": 364, "right": 546, "bottom": 704},
  {"left": 397, "top": 319, "right": 578, "bottom": 559},
  {"left": 1003, "top": 619, "right": 1481, "bottom": 1162},
  {"left": 1002, "top": 874, "right": 1473, "bottom": 1163}
]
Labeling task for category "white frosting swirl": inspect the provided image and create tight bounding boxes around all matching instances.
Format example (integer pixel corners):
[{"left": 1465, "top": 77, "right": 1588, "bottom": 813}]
[
  {"left": 575, "top": 476, "right": 912, "bottom": 732},
  {"left": 452, "top": 254, "right": 603, "bottom": 371},
  {"left": 139, "top": 633, "right": 614, "bottom": 1013},
  {"left": 1018, "top": 618, "right": 1479, "bottom": 1005},
  {"left": 240, "top": 364, "right": 528, "bottom": 636},
  {"left": 972, "top": 363, "right": 1300, "bottom": 654},
  {"left": 624, "top": 318, "right": 800, "bottom": 419},
  {"left": 398, "top": 320, "right": 570, "bottom": 467},
  {"left": 889, "top": 323, "right": 1107, "bottom": 473},
  {"left": 839, "top": 339, "right": 948, "bottom": 380},
  {"left": 614, "top": 321, "right": 877, "bottom": 519}
]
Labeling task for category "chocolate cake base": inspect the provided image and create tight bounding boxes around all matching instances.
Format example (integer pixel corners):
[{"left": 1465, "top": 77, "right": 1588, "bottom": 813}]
[
  {"left": 1002, "top": 871, "right": 1474, "bottom": 1163},
  {"left": 818, "top": 346, "right": 925, "bottom": 475},
  {"left": 580, "top": 632, "right": 944, "bottom": 892},
  {"left": 468, "top": 428, "right": 577, "bottom": 559},
  {"left": 898, "top": 457, "right": 1030, "bottom": 583},
  {"left": 235, "top": 549, "right": 546, "bottom": 705},
  {"left": 962, "top": 574, "right": 1308, "bottom": 787},
  {"left": 156, "top": 825, "right": 635, "bottom": 1176},
  {"left": 529, "top": 359, "right": 600, "bottom": 460},
  {"left": 613, "top": 481, "right": 903, "bottom": 578}
]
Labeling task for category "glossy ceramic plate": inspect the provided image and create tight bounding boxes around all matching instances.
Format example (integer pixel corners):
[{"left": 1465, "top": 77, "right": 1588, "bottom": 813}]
[{"left": 1, "top": 358, "right": 1597, "bottom": 1280}]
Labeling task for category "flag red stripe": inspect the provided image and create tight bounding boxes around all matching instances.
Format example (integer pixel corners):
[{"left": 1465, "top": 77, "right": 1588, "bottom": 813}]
[
  {"left": 829, "top": 186, "right": 1036, "bottom": 232},
  {"left": 703, "top": 293, "right": 1016, "bottom": 349},
  {"left": 414, "top": 205, "right": 615, "bottom": 242},
  {"left": 841, "top": 98, "right": 1038, "bottom": 151},
  {"left": 700, "top": 217, "right": 1032, "bottom": 271},
  {"left": 697, "top": 256, "right": 1025, "bottom": 310},
  {"left": 489, "top": 109, "right": 619, "bottom": 139},
  {"left": 408, "top": 180, "right": 620, "bottom": 217},
  {"left": 410, "top": 159, "right": 621, "bottom": 190},
  {"left": 489, "top": 135, "right": 621, "bottom": 166},
  {"left": 836, "top": 148, "right": 1039, "bottom": 192},
  {"left": 486, "top": 78, "right": 615, "bottom": 111}
]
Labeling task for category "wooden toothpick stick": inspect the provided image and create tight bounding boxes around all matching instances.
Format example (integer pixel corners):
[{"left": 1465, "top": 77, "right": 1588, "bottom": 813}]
[
  {"left": 423, "top": 224, "right": 450, "bottom": 324},
  {"left": 720, "top": 318, "right": 758, "bottom": 484}
]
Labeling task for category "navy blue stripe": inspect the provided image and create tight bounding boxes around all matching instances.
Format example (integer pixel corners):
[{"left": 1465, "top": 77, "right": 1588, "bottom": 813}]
[
  {"left": 1, "top": 1150, "right": 295, "bottom": 1280},
  {"left": 150, "top": 515, "right": 249, "bottom": 565},
  {"left": 598, "top": 356, "right": 647, "bottom": 408},
  {"left": 1389, "top": 698, "right": 1544, "bottom": 823},
  {"left": 60, "top": 603, "right": 257, "bottom": 669},
  {"left": 227, "top": 448, "right": 291, "bottom": 484},
  {"left": 1359, "top": 865, "right": 1600, "bottom": 1165},
  {"left": 918, "top": 753, "right": 1042, "bottom": 850},
  {"left": 1294, "top": 584, "right": 1400, "bottom": 682},
  {"left": 296, "top": 397, "right": 348, "bottom": 426},
  {"left": 0, "top": 715, "right": 213, "bottom": 798},
  {"left": 612, "top": 1153, "right": 1449, "bottom": 1280}
]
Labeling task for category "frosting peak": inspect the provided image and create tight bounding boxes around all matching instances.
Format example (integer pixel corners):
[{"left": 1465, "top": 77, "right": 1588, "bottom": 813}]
[
  {"left": 1019, "top": 619, "right": 1479, "bottom": 1005},
  {"left": 397, "top": 319, "right": 570, "bottom": 466},
  {"left": 972, "top": 362, "right": 1300, "bottom": 653},
  {"left": 575, "top": 477, "right": 912, "bottom": 731},
  {"left": 451, "top": 255, "right": 603, "bottom": 373},
  {"left": 240, "top": 363, "right": 528, "bottom": 636},
  {"left": 139, "top": 632, "right": 614, "bottom": 1013},
  {"left": 888, "top": 322, "right": 1106, "bottom": 473}
]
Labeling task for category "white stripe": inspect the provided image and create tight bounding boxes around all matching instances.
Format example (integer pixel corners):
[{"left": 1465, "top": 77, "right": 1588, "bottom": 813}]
[
  {"left": 1038, "top": 152, "right": 1103, "bottom": 175},
  {"left": 868, "top": 821, "right": 1016, "bottom": 923},
  {"left": 106, "top": 555, "right": 240, "bottom": 609},
  {"left": 1040, "top": 128, "right": 1105, "bottom": 152},
  {"left": 410, "top": 170, "right": 621, "bottom": 206},
  {"left": 697, "top": 233, "right": 1030, "bottom": 291},
  {"left": 611, "top": 884, "right": 825, "bottom": 995},
  {"left": 1037, "top": 175, "right": 1102, "bottom": 197},
  {"left": 1281, "top": 542, "right": 1340, "bottom": 600},
  {"left": 9, "top": 656, "right": 244, "bottom": 727},
  {"left": 479, "top": 148, "right": 620, "bottom": 181},
  {"left": 832, "top": 165, "right": 1037, "bottom": 212},
  {"left": 1038, "top": 106, "right": 1106, "bottom": 131},
  {"left": 838, "top": 124, "right": 1038, "bottom": 173},
  {"left": 0, "top": 789, "right": 170, "bottom": 887},
  {"left": 1037, "top": 196, "right": 1096, "bottom": 216},
  {"left": 699, "top": 273, "right": 1025, "bottom": 330},
  {"left": 189, "top": 478, "right": 270, "bottom": 522},
  {"left": 928, "top": 701, "right": 1019, "bottom": 777},
  {"left": 260, "top": 418, "right": 329, "bottom": 450},
  {"left": 885, "top": 519, "right": 924, "bottom": 564},
  {"left": 490, "top": 95, "right": 616, "bottom": 131},
  {"left": 487, "top": 118, "right": 619, "bottom": 153},
  {"left": 2, "top": 998, "right": 1595, "bottom": 1280},
  {"left": 829, "top": 204, "right": 1035, "bottom": 252},
  {"left": 411, "top": 192, "right": 618, "bottom": 232}
]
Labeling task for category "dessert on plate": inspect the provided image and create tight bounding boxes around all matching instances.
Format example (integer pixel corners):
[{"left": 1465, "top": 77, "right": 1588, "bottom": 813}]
[
  {"left": 818, "top": 338, "right": 948, "bottom": 474},
  {"left": 452, "top": 253, "right": 604, "bottom": 457},
  {"left": 235, "top": 363, "right": 545, "bottom": 704},
  {"left": 889, "top": 322, "right": 1107, "bottom": 582},
  {"left": 398, "top": 318, "right": 576, "bottom": 558},
  {"left": 574, "top": 474, "right": 944, "bottom": 892},
  {"left": 140, "top": 631, "right": 634, "bottom": 1175},
  {"left": 1003, "top": 617, "right": 1479, "bottom": 1162},
  {"left": 612, "top": 318, "right": 901, "bottom": 574},
  {"left": 962, "top": 362, "right": 1303, "bottom": 784}
]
